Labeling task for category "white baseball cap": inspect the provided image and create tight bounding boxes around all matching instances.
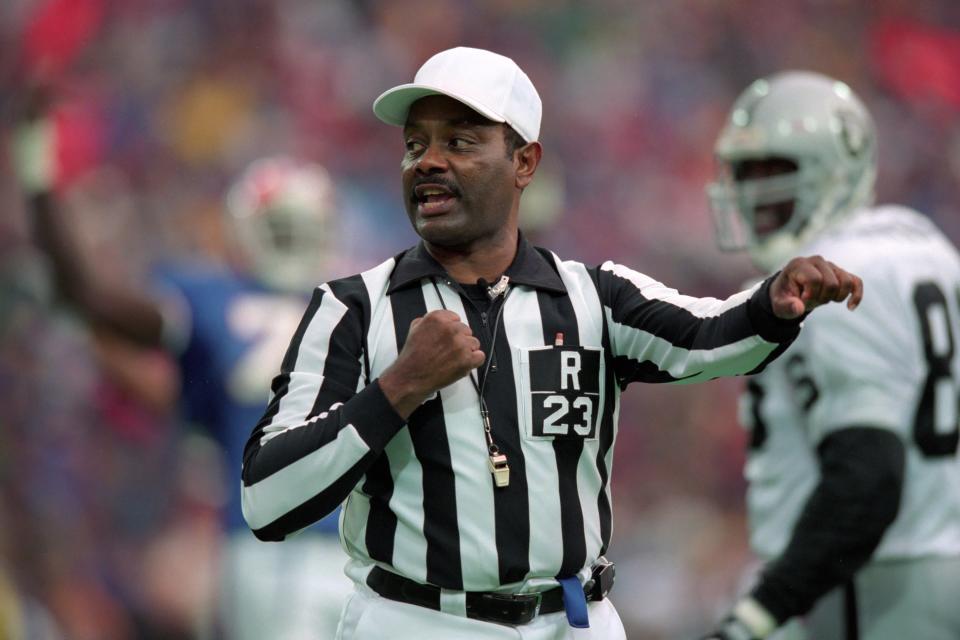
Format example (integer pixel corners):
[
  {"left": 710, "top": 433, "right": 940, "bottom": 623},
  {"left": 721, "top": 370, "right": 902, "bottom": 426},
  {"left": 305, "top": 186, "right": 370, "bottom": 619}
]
[{"left": 373, "top": 46, "right": 542, "bottom": 142}]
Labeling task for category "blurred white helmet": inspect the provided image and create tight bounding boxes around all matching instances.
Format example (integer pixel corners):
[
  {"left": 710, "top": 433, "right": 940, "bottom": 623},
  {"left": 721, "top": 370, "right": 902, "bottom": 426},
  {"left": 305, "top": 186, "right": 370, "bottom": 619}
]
[
  {"left": 226, "top": 156, "right": 336, "bottom": 292},
  {"left": 707, "top": 71, "right": 877, "bottom": 271}
]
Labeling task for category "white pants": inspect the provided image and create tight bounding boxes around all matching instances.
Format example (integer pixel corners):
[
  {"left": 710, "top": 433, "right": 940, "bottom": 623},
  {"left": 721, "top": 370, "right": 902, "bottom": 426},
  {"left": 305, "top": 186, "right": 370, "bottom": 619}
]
[
  {"left": 220, "top": 531, "right": 352, "bottom": 640},
  {"left": 335, "top": 584, "right": 626, "bottom": 640},
  {"left": 803, "top": 555, "right": 960, "bottom": 640}
]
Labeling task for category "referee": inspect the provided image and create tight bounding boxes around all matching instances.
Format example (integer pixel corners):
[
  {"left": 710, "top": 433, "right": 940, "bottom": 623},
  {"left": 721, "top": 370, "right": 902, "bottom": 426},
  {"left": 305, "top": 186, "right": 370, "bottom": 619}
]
[{"left": 240, "top": 47, "right": 863, "bottom": 639}]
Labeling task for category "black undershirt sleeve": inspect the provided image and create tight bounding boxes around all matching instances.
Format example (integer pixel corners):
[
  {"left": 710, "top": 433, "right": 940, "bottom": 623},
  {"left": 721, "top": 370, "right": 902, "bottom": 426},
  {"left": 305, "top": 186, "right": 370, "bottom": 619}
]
[{"left": 749, "top": 426, "right": 906, "bottom": 624}]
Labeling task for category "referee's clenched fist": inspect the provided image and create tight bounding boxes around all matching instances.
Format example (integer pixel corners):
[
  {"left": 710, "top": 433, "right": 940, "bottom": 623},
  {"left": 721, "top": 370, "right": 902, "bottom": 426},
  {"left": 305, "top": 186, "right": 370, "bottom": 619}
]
[{"left": 380, "top": 310, "right": 485, "bottom": 419}]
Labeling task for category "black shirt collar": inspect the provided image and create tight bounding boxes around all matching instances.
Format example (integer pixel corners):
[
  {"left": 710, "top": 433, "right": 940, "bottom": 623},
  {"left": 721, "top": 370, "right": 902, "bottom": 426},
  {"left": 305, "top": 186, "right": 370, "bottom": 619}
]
[{"left": 387, "top": 233, "right": 567, "bottom": 295}]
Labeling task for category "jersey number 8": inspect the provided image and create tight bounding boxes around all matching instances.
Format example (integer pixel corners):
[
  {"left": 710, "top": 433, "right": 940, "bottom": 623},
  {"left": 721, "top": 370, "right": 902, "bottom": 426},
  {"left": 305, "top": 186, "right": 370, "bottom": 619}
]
[
  {"left": 913, "top": 282, "right": 960, "bottom": 458},
  {"left": 747, "top": 282, "right": 960, "bottom": 459}
]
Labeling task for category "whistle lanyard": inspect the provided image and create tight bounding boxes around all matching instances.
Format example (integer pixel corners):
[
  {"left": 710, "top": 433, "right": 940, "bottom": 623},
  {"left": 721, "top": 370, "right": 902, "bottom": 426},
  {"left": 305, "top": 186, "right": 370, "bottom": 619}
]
[{"left": 429, "top": 277, "right": 513, "bottom": 487}]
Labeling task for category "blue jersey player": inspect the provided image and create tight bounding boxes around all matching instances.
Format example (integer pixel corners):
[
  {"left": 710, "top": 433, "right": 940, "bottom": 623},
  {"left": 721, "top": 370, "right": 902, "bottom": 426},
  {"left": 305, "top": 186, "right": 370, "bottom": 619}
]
[
  {"left": 14, "top": 104, "right": 352, "bottom": 640},
  {"left": 155, "top": 258, "right": 347, "bottom": 640}
]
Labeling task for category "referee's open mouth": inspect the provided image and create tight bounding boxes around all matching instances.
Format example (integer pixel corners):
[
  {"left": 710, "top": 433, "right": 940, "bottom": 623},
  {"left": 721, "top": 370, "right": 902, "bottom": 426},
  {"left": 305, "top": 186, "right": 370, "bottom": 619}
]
[{"left": 413, "top": 182, "right": 460, "bottom": 216}]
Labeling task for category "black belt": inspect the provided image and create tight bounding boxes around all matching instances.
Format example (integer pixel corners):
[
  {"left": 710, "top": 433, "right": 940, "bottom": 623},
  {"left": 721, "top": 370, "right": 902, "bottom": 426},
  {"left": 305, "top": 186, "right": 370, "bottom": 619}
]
[{"left": 366, "top": 562, "right": 615, "bottom": 626}]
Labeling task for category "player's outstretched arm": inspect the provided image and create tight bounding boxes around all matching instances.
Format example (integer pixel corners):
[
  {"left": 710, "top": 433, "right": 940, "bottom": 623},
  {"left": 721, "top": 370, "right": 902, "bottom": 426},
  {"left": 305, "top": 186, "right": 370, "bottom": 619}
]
[
  {"left": 11, "top": 97, "right": 166, "bottom": 347},
  {"left": 769, "top": 255, "right": 863, "bottom": 319}
]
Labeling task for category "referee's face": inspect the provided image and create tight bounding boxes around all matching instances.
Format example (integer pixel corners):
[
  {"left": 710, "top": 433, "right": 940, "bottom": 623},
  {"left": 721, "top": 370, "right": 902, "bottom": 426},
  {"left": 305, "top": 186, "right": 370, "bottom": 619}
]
[{"left": 402, "top": 96, "right": 519, "bottom": 251}]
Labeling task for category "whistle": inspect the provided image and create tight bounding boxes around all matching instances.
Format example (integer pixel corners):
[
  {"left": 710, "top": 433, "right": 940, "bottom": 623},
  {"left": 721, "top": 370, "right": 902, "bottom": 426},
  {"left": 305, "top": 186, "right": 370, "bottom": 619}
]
[{"left": 488, "top": 452, "right": 510, "bottom": 488}]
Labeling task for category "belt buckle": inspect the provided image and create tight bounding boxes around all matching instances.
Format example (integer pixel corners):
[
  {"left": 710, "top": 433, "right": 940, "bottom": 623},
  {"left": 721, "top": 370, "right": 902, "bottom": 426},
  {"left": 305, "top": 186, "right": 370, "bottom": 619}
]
[
  {"left": 474, "top": 591, "right": 542, "bottom": 625},
  {"left": 586, "top": 558, "right": 615, "bottom": 601}
]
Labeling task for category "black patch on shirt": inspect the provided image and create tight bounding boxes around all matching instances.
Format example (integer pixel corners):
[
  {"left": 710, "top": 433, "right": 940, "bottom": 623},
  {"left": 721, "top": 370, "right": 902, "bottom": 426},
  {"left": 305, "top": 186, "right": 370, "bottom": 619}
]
[{"left": 528, "top": 346, "right": 601, "bottom": 439}]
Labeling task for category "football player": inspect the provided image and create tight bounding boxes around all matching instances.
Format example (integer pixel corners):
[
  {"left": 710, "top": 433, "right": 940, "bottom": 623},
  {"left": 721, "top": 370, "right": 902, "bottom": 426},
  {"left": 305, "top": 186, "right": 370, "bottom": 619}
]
[
  {"left": 12, "top": 111, "right": 352, "bottom": 639},
  {"left": 702, "top": 71, "right": 960, "bottom": 639}
]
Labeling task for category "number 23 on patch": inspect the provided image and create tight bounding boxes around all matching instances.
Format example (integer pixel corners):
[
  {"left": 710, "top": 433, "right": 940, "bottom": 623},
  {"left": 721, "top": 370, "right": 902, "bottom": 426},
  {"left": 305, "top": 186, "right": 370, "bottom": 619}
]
[{"left": 527, "top": 346, "right": 602, "bottom": 439}]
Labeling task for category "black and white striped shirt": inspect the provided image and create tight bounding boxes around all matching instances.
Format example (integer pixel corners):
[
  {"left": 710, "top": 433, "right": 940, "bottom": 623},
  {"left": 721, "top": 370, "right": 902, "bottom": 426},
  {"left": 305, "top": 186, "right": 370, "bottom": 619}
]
[{"left": 241, "top": 237, "right": 798, "bottom": 592}]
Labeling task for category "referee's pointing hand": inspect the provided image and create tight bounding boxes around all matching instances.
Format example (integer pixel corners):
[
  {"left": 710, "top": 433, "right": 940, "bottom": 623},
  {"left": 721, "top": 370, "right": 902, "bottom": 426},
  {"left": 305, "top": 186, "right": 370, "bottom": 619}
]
[
  {"left": 770, "top": 255, "right": 864, "bottom": 320},
  {"left": 380, "top": 310, "right": 485, "bottom": 419}
]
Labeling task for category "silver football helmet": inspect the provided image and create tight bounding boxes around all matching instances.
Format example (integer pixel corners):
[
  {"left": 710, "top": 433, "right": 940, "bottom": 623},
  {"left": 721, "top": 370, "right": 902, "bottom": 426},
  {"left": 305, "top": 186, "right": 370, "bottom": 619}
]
[
  {"left": 226, "top": 156, "right": 336, "bottom": 292},
  {"left": 707, "top": 71, "right": 877, "bottom": 271}
]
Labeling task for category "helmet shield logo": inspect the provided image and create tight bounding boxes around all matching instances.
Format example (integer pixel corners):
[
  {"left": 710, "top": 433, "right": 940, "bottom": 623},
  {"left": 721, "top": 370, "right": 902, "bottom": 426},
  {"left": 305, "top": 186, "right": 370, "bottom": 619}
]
[{"left": 837, "top": 109, "right": 867, "bottom": 157}]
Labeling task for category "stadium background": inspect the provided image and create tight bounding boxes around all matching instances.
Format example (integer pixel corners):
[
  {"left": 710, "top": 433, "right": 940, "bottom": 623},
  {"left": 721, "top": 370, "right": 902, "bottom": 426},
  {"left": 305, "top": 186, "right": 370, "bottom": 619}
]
[{"left": 1, "top": 0, "right": 959, "bottom": 638}]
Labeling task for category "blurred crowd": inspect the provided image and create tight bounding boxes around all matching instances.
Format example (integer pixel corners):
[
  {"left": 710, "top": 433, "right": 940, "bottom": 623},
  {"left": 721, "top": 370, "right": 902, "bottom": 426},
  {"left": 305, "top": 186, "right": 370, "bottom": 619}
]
[{"left": 2, "top": 0, "right": 960, "bottom": 638}]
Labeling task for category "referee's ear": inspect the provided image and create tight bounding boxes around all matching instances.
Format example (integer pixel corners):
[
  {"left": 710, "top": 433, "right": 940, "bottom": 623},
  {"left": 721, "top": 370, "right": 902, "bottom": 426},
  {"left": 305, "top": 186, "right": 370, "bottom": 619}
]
[{"left": 515, "top": 140, "right": 542, "bottom": 190}]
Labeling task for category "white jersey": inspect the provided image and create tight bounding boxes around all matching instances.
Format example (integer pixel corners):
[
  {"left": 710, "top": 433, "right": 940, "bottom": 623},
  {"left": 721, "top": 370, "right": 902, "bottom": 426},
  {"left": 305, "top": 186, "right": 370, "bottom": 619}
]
[{"left": 743, "top": 205, "right": 960, "bottom": 560}]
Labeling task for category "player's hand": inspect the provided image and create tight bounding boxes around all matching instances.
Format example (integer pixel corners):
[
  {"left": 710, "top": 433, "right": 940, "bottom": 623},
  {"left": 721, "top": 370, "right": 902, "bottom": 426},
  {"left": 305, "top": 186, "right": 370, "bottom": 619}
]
[
  {"left": 379, "top": 309, "right": 485, "bottom": 419},
  {"left": 698, "top": 617, "right": 762, "bottom": 640},
  {"left": 701, "top": 597, "right": 777, "bottom": 640},
  {"left": 10, "top": 80, "right": 57, "bottom": 195},
  {"left": 770, "top": 255, "right": 863, "bottom": 319}
]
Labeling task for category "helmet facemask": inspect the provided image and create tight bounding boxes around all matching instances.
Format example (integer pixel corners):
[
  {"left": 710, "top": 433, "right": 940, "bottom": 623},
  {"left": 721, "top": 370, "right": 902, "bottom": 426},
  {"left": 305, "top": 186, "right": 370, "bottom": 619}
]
[
  {"left": 707, "top": 72, "right": 878, "bottom": 272},
  {"left": 226, "top": 157, "right": 336, "bottom": 293}
]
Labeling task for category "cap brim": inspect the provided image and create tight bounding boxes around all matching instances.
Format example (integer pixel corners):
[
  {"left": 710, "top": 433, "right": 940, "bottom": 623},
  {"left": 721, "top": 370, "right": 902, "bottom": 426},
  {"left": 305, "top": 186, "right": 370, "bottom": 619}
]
[{"left": 373, "top": 83, "right": 507, "bottom": 127}]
